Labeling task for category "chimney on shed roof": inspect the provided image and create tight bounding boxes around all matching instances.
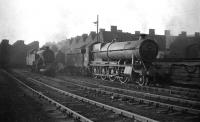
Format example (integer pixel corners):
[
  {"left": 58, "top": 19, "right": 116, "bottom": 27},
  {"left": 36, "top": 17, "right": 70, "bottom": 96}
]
[
  {"left": 117, "top": 30, "right": 122, "bottom": 32},
  {"left": 179, "top": 31, "right": 187, "bottom": 36},
  {"left": 164, "top": 30, "right": 170, "bottom": 36},
  {"left": 149, "top": 29, "right": 155, "bottom": 35},
  {"left": 135, "top": 31, "right": 140, "bottom": 35},
  {"left": 195, "top": 32, "right": 200, "bottom": 37},
  {"left": 111, "top": 26, "right": 117, "bottom": 32},
  {"left": 100, "top": 28, "right": 105, "bottom": 32}
]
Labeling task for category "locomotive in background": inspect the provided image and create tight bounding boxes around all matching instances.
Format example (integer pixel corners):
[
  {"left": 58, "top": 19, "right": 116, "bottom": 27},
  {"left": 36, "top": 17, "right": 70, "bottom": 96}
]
[
  {"left": 66, "top": 34, "right": 159, "bottom": 86},
  {"left": 0, "top": 39, "right": 58, "bottom": 76},
  {"left": 26, "top": 46, "right": 56, "bottom": 76}
]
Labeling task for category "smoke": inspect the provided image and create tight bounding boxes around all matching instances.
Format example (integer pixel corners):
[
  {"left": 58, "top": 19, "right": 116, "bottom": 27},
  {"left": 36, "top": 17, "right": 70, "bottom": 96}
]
[
  {"left": 0, "top": 0, "right": 199, "bottom": 46},
  {"left": 0, "top": 0, "right": 71, "bottom": 45},
  {"left": 166, "top": 0, "right": 200, "bottom": 35}
]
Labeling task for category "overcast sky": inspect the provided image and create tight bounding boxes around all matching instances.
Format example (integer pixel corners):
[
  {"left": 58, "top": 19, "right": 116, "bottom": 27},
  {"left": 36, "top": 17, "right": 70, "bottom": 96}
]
[{"left": 0, "top": 0, "right": 199, "bottom": 46}]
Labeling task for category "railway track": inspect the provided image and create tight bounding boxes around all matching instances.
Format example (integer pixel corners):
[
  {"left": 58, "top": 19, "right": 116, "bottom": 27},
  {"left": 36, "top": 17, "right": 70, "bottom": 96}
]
[
  {"left": 16, "top": 70, "right": 200, "bottom": 106},
  {"left": 3, "top": 71, "right": 94, "bottom": 122},
  {"left": 67, "top": 74, "right": 200, "bottom": 100},
  {"left": 169, "top": 85, "right": 200, "bottom": 94},
  {"left": 6, "top": 70, "right": 160, "bottom": 122},
  {"left": 14, "top": 70, "right": 200, "bottom": 121},
  {"left": 36, "top": 75, "right": 200, "bottom": 114},
  {"left": 94, "top": 77, "right": 200, "bottom": 100},
  {"left": 18, "top": 69, "right": 200, "bottom": 100}
]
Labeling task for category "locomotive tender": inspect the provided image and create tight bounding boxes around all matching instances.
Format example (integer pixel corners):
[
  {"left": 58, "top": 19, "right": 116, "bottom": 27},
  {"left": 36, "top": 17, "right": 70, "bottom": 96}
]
[
  {"left": 66, "top": 34, "right": 159, "bottom": 86},
  {"left": 26, "top": 46, "right": 55, "bottom": 76}
]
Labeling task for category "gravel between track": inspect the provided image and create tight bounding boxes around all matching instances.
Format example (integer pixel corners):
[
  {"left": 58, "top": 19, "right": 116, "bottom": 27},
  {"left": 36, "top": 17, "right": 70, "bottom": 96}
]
[{"left": 0, "top": 70, "right": 70, "bottom": 122}]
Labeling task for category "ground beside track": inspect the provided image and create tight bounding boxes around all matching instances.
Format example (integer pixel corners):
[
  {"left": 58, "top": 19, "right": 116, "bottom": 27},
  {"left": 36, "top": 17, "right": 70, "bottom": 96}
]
[{"left": 0, "top": 70, "right": 69, "bottom": 122}]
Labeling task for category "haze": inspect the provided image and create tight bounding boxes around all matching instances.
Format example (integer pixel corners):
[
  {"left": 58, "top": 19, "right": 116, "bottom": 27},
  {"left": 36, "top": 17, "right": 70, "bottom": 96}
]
[{"left": 0, "top": 0, "right": 199, "bottom": 46}]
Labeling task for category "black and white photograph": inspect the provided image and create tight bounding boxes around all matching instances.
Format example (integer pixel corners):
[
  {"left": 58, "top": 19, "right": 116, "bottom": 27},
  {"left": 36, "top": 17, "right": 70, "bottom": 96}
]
[{"left": 0, "top": 0, "right": 200, "bottom": 121}]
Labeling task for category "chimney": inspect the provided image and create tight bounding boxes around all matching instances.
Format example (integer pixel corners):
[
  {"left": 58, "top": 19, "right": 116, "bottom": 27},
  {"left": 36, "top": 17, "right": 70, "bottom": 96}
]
[
  {"left": 135, "top": 31, "right": 140, "bottom": 35},
  {"left": 1, "top": 39, "right": 9, "bottom": 45},
  {"left": 89, "top": 31, "right": 96, "bottom": 40},
  {"left": 17, "top": 40, "right": 24, "bottom": 45},
  {"left": 111, "top": 26, "right": 117, "bottom": 32},
  {"left": 100, "top": 28, "right": 105, "bottom": 32},
  {"left": 82, "top": 34, "right": 88, "bottom": 37},
  {"left": 195, "top": 32, "right": 200, "bottom": 37},
  {"left": 82, "top": 34, "right": 88, "bottom": 41},
  {"left": 149, "top": 29, "right": 155, "bottom": 35},
  {"left": 164, "top": 30, "right": 170, "bottom": 36},
  {"left": 179, "top": 31, "right": 187, "bottom": 36},
  {"left": 117, "top": 30, "right": 122, "bottom": 32},
  {"left": 75, "top": 36, "right": 81, "bottom": 43},
  {"left": 90, "top": 31, "right": 96, "bottom": 35}
]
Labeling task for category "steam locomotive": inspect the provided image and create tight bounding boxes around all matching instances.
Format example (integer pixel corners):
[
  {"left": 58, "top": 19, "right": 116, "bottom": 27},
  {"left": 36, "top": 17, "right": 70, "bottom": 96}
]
[
  {"left": 26, "top": 46, "right": 55, "bottom": 76},
  {"left": 65, "top": 34, "right": 159, "bottom": 86}
]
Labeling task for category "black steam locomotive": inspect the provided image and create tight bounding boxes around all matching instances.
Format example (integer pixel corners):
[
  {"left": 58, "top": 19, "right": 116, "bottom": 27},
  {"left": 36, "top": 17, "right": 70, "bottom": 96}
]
[
  {"left": 65, "top": 34, "right": 158, "bottom": 86},
  {"left": 26, "top": 46, "right": 55, "bottom": 76}
]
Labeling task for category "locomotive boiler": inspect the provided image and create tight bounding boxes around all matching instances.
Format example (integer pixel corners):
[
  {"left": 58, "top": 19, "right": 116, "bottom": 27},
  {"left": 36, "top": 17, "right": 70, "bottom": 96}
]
[
  {"left": 92, "top": 37, "right": 158, "bottom": 62},
  {"left": 26, "top": 46, "right": 55, "bottom": 76},
  {"left": 90, "top": 34, "right": 158, "bottom": 85}
]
